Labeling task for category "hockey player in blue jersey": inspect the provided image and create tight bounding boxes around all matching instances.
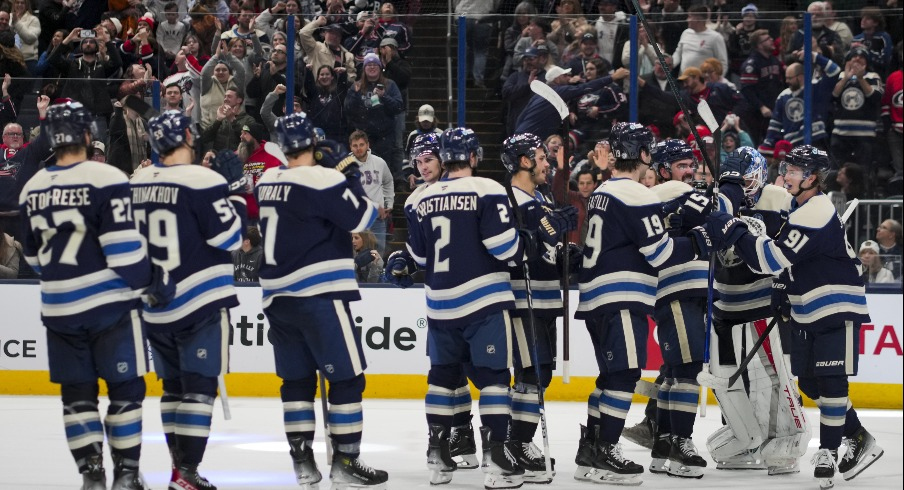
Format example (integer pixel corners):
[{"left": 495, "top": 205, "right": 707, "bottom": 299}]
[
  {"left": 256, "top": 112, "right": 388, "bottom": 489},
  {"left": 400, "top": 132, "right": 482, "bottom": 471},
  {"left": 573, "top": 123, "right": 726, "bottom": 486},
  {"left": 387, "top": 127, "right": 573, "bottom": 488},
  {"left": 134, "top": 110, "right": 246, "bottom": 490},
  {"left": 20, "top": 101, "right": 173, "bottom": 490},
  {"left": 710, "top": 145, "right": 883, "bottom": 489},
  {"left": 500, "top": 132, "right": 579, "bottom": 483},
  {"left": 703, "top": 147, "right": 810, "bottom": 476},
  {"left": 644, "top": 139, "right": 711, "bottom": 478}
]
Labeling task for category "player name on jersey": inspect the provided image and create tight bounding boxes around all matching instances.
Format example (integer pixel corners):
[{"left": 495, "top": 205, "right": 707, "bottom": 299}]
[
  {"left": 257, "top": 185, "right": 292, "bottom": 202},
  {"left": 415, "top": 194, "right": 477, "bottom": 219},
  {"left": 25, "top": 187, "right": 91, "bottom": 211},
  {"left": 131, "top": 186, "right": 180, "bottom": 205},
  {"left": 587, "top": 194, "right": 609, "bottom": 212}
]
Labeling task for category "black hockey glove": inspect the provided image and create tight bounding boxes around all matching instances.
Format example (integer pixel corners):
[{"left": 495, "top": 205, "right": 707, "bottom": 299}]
[
  {"left": 144, "top": 264, "right": 175, "bottom": 308},
  {"left": 210, "top": 149, "right": 249, "bottom": 195},
  {"left": 688, "top": 224, "right": 715, "bottom": 259},
  {"left": 771, "top": 271, "right": 792, "bottom": 322},
  {"left": 718, "top": 151, "right": 748, "bottom": 187},
  {"left": 538, "top": 205, "right": 578, "bottom": 246},
  {"left": 382, "top": 250, "right": 417, "bottom": 288},
  {"left": 707, "top": 211, "right": 748, "bottom": 249},
  {"left": 553, "top": 242, "right": 583, "bottom": 275}
]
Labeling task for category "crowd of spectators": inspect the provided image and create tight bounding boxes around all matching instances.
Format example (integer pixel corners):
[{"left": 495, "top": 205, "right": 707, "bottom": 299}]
[{"left": 0, "top": 0, "right": 901, "bottom": 286}]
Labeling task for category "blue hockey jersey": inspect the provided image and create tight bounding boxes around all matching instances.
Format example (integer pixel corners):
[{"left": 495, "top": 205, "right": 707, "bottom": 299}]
[
  {"left": 714, "top": 183, "right": 791, "bottom": 322},
  {"left": 130, "top": 164, "right": 243, "bottom": 328},
  {"left": 650, "top": 181, "right": 709, "bottom": 305},
  {"left": 19, "top": 161, "right": 151, "bottom": 327},
  {"left": 733, "top": 193, "right": 870, "bottom": 327},
  {"left": 577, "top": 178, "right": 697, "bottom": 319},
  {"left": 508, "top": 186, "right": 563, "bottom": 319},
  {"left": 406, "top": 176, "right": 520, "bottom": 327},
  {"left": 256, "top": 165, "right": 377, "bottom": 308}
]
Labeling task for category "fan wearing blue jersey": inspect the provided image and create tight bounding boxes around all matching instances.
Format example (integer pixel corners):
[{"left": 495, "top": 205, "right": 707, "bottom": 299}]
[
  {"left": 501, "top": 132, "right": 579, "bottom": 483},
  {"left": 573, "top": 123, "right": 721, "bottom": 486},
  {"left": 387, "top": 127, "right": 557, "bottom": 489},
  {"left": 710, "top": 145, "right": 883, "bottom": 488},
  {"left": 134, "top": 110, "right": 245, "bottom": 490},
  {"left": 19, "top": 101, "right": 171, "bottom": 490},
  {"left": 256, "top": 112, "right": 388, "bottom": 489},
  {"left": 644, "top": 139, "right": 711, "bottom": 478},
  {"left": 399, "top": 133, "right": 482, "bottom": 472}
]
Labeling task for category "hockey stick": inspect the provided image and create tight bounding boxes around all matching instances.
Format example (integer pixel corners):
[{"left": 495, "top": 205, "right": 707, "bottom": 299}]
[
  {"left": 699, "top": 198, "right": 861, "bottom": 390},
  {"left": 697, "top": 100, "right": 720, "bottom": 418},
  {"left": 625, "top": 0, "right": 718, "bottom": 178},
  {"left": 319, "top": 371, "right": 333, "bottom": 464},
  {"left": 529, "top": 79, "right": 572, "bottom": 384},
  {"left": 504, "top": 182, "right": 554, "bottom": 482},
  {"left": 218, "top": 375, "right": 232, "bottom": 420}
]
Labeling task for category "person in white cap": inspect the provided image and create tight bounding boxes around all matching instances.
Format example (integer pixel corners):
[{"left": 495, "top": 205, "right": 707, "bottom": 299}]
[
  {"left": 513, "top": 64, "right": 629, "bottom": 140},
  {"left": 402, "top": 104, "right": 442, "bottom": 189},
  {"left": 859, "top": 240, "right": 895, "bottom": 283},
  {"left": 90, "top": 140, "right": 106, "bottom": 163}
]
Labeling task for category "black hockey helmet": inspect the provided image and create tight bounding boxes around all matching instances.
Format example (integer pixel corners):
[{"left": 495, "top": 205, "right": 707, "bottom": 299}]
[
  {"left": 501, "top": 133, "right": 546, "bottom": 174},
  {"left": 608, "top": 122, "right": 653, "bottom": 160}
]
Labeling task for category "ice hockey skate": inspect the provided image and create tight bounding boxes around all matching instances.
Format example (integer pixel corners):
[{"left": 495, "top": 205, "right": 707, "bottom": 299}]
[
  {"left": 80, "top": 454, "right": 106, "bottom": 490},
  {"left": 667, "top": 436, "right": 706, "bottom": 478},
  {"left": 508, "top": 440, "right": 553, "bottom": 484},
  {"left": 574, "top": 425, "right": 643, "bottom": 486},
  {"left": 479, "top": 426, "right": 524, "bottom": 489},
  {"left": 169, "top": 464, "right": 216, "bottom": 490},
  {"left": 839, "top": 427, "right": 884, "bottom": 481},
  {"left": 111, "top": 454, "right": 150, "bottom": 490},
  {"left": 450, "top": 416, "right": 479, "bottom": 469},
  {"left": 648, "top": 433, "right": 670, "bottom": 474},
  {"left": 329, "top": 448, "right": 388, "bottom": 489},
  {"left": 288, "top": 436, "right": 322, "bottom": 488},
  {"left": 622, "top": 416, "right": 656, "bottom": 450},
  {"left": 426, "top": 424, "right": 456, "bottom": 485},
  {"left": 811, "top": 448, "right": 837, "bottom": 489}
]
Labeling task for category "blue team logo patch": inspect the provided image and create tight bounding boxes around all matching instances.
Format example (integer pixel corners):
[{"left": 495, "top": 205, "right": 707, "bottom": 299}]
[
  {"left": 197, "top": 348, "right": 207, "bottom": 360},
  {"left": 486, "top": 345, "right": 496, "bottom": 355},
  {"left": 785, "top": 97, "right": 804, "bottom": 123},
  {"left": 841, "top": 87, "right": 865, "bottom": 111},
  {"left": 117, "top": 362, "right": 128, "bottom": 373}
]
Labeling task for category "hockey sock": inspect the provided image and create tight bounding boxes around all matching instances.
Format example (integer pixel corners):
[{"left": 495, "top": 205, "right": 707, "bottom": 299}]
[
  {"left": 105, "top": 377, "right": 146, "bottom": 471},
  {"left": 281, "top": 376, "right": 318, "bottom": 443},
  {"left": 843, "top": 406, "right": 862, "bottom": 438},
  {"left": 510, "top": 383, "right": 540, "bottom": 442},
  {"left": 656, "top": 377, "right": 673, "bottom": 435},
  {"left": 818, "top": 396, "right": 848, "bottom": 450},
  {"left": 62, "top": 383, "right": 105, "bottom": 474},
  {"left": 451, "top": 384, "right": 473, "bottom": 427},
  {"left": 327, "top": 375, "right": 366, "bottom": 456},
  {"left": 478, "top": 384, "right": 511, "bottom": 442},
  {"left": 669, "top": 378, "right": 700, "bottom": 438},
  {"left": 598, "top": 369, "right": 641, "bottom": 444},
  {"left": 586, "top": 387, "right": 602, "bottom": 431},
  {"left": 160, "top": 391, "right": 180, "bottom": 453},
  {"left": 175, "top": 392, "right": 215, "bottom": 466},
  {"left": 426, "top": 384, "right": 456, "bottom": 430}
]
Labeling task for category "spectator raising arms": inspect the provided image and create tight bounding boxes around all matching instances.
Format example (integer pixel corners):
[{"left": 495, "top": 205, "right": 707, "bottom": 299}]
[{"left": 10, "top": 0, "right": 40, "bottom": 75}]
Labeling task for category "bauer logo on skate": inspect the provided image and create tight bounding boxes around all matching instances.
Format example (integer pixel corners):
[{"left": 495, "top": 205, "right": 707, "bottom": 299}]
[{"left": 0, "top": 284, "right": 900, "bottom": 407}]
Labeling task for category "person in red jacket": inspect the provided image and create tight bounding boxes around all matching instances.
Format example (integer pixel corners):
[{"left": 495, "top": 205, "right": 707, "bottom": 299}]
[
  {"left": 239, "top": 122, "right": 287, "bottom": 223},
  {"left": 881, "top": 44, "right": 902, "bottom": 189}
]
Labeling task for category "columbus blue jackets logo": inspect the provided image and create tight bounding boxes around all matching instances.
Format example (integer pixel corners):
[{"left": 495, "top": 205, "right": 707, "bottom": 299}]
[
  {"left": 841, "top": 87, "right": 865, "bottom": 111},
  {"left": 785, "top": 97, "right": 804, "bottom": 123}
]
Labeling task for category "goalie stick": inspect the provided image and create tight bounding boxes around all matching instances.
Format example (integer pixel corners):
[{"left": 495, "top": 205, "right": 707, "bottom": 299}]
[{"left": 529, "top": 79, "right": 573, "bottom": 384}]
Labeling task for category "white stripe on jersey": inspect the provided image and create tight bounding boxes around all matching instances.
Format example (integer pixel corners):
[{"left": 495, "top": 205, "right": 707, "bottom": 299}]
[
  {"left": 424, "top": 271, "right": 514, "bottom": 321},
  {"left": 639, "top": 234, "right": 673, "bottom": 268},
  {"left": 41, "top": 269, "right": 140, "bottom": 317},
  {"left": 352, "top": 199, "right": 378, "bottom": 233},
  {"left": 206, "top": 216, "right": 243, "bottom": 251},
  {"left": 482, "top": 227, "right": 519, "bottom": 261},
  {"left": 143, "top": 264, "right": 235, "bottom": 325},
  {"left": 714, "top": 277, "right": 773, "bottom": 312},
  {"left": 789, "top": 284, "right": 870, "bottom": 324},
  {"left": 751, "top": 235, "right": 793, "bottom": 274},
  {"left": 260, "top": 258, "right": 359, "bottom": 308},
  {"left": 657, "top": 260, "right": 708, "bottom": 300},
  {"left": 578, "top": 271, "right": 657, "bottom": 313},
  {"left": 129, "top": 310, "right": 148, "bottom": 377},
  {"left": 406, "top": 242, "right": 427, "bottom": 267},
  {"left": 512, "top": 279, "right": 562, "bottom": 311},
  {"left": 335, "top": 300, "right": 364, "bottom": 376}
]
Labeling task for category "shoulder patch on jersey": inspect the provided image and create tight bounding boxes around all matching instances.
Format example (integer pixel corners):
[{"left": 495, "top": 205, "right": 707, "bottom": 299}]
[
  {"left": 650, "top": 180, "right": 694, "bottom": 202},
  {"left": 601, "top": 178, "right": 660, "bottom": 207},
  {"left": 754, "top": 184, "right": 792, "bottom": 212},
  {"left": 788, "top": 194, "right": 835, "bottom": 229}
]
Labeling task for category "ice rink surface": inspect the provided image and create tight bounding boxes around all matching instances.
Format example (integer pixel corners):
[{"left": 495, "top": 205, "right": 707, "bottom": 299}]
[{"left": 1, "top": 396, "right": 900, "bottom": 489}]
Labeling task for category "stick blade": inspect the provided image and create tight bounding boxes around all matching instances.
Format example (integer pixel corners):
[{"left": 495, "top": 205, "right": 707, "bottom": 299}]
[
  {"left": 530, "top": 80, "right": 569, "bottom": 120},
  {"left": 697, "top": 100, "right": 719, "bottom": 132}
]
